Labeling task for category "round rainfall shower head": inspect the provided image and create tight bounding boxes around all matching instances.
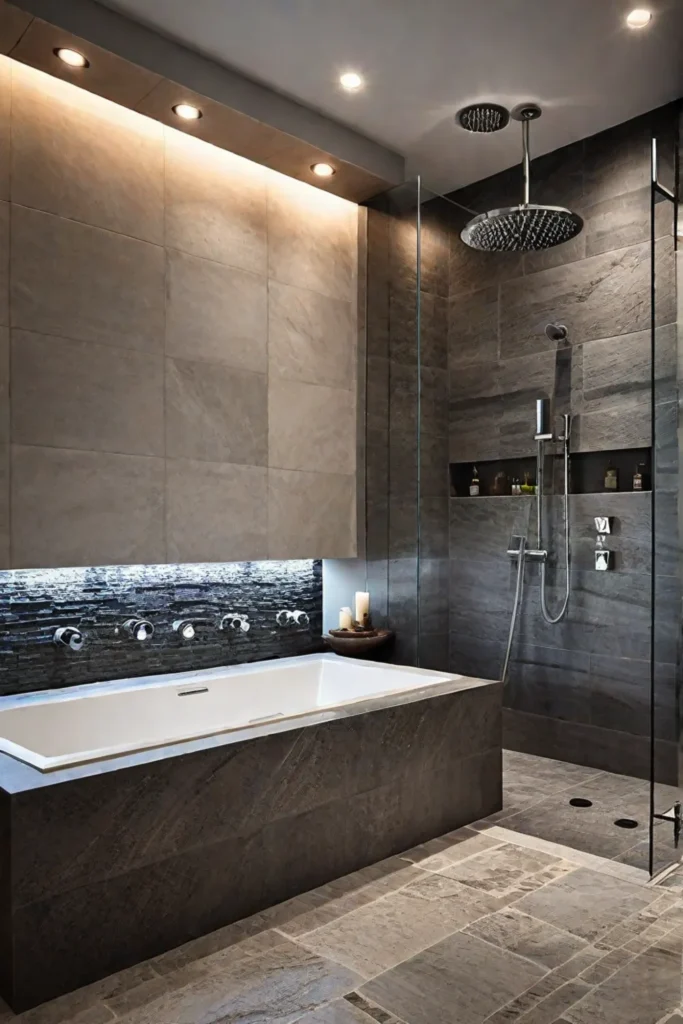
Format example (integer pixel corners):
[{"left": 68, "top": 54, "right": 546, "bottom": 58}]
[
  {"left": 461, "top": 205, "right": 583, "bottom": 252},
  {"left": 460, "top": 102, "right": 584, "bottom": 252},
  {"left": 456, "top": 103, "right": 510, "bottom": 133}
]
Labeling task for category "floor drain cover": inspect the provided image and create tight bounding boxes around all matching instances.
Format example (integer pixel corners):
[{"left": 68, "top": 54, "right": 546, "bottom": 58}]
[
  {"left": 614, "top": 818, "right": 639, "bottom": 829},
  {"left": 569, "top": 798, "right": 593, "bottom": 808}
]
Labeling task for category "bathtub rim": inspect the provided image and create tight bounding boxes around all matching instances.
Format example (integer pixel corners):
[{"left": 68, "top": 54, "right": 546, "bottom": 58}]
[{"left": 0, "top": 653, "right": 500, "bottom": 791}]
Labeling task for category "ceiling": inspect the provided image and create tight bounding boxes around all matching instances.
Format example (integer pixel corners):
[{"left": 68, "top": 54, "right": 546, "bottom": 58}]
[{"left": 97, "top": 0, "right": 683, "bottom": 194}]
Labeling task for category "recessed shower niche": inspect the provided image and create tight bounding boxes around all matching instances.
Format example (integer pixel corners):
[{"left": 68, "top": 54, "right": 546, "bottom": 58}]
[{"left": 450, "top": 448, "right": 652, "bottom": 497}]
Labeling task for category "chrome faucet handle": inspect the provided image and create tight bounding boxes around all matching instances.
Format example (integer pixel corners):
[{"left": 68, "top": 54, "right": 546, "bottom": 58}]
[
  {"left": 220, "top": 613, "right": 250, "bottom": 633},
  {"left": 276, "top": 609, "right": 309, "bottom": 627},
  {"left": 173, "top": 619, "right": 196, "bottom": 641},
  {"left": 122, "top": 618, "right": 154, "bottom": 642},
  {"left": 53, "top": 626, "right": 85, "bottom": 651}
]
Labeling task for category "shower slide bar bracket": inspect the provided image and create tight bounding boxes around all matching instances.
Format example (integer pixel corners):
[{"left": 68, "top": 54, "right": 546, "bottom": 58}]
[{"left": 506, "top": 535, "right": 546, "bottom": 561}]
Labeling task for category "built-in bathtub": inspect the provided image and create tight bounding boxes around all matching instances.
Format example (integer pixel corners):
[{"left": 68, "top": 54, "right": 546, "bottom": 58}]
[{"left": 0, "top": 653, "right": 502, "bottom": 1011}]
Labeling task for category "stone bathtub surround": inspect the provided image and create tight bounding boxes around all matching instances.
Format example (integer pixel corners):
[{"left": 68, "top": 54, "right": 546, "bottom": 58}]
[
  {"left": 0, "top": 560, "right": 323, "bottom": 696},
  {"left": 0, "top": 674, "right": 502, "bottom": 1011},
  {"left": 0, "top": 55, "right": 359, "bottom": 568}
]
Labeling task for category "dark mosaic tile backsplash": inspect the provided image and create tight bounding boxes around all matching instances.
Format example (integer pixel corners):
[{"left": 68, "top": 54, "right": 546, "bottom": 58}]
[{"left": 0, "top": 560, "right": 323, "bottom": 696}]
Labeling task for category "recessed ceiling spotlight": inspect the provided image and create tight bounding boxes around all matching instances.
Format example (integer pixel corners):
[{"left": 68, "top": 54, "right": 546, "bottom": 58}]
[
  {"left": 172, "top": 103, "right": 203, "bottom": 120},
  {"left": 311, "top": 162, "right": 336, "bottom": 177},
  {"left": 626, "top": 8, "right": 653, "bottom": 27},
  {"left": 339, "top": 71, "right": 363, "bottom": 91},
  {"left": 54, "top": 47, "right": 90, "bottom": 68}
]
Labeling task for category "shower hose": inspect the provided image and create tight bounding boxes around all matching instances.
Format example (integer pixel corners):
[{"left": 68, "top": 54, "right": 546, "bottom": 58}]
[{"left": 501, "top": 431, "right": 571, "bottom": 685}]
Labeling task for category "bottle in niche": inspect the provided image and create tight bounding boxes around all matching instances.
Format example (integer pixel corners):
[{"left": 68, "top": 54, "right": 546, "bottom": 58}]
[
  {"left": 520, "top": 473, "right": 534, "bottom": 495},
  {"left": 633, "top": 464, "right": 643, "bottom": 491},
  {"left": 604, "top": 462, "right": 618, "bottom": 491},
  {"left": 469, "top": 465, "right": 480, "bottom": 497}
]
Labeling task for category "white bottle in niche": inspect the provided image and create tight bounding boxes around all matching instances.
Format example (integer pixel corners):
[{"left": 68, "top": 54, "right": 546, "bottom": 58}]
[{"left": 469, "top": 466, "right": 480, "bottom": 497}]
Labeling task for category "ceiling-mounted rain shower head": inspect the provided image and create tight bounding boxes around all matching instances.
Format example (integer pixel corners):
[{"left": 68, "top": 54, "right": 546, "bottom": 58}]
[
  {"left": 456, "top": 103, "right": 510, "bottom": 133},
  {"left": 460, "top": 103, "right": 584, "bottom": 253}
]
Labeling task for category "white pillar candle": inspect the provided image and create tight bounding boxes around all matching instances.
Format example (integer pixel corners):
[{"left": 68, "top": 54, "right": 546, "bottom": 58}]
[
  {"left": 355, "top": 591, "right": 370, "bottom": 627},
  {"left": 339, "top": 607, "right": 354, "bottom": 630}
]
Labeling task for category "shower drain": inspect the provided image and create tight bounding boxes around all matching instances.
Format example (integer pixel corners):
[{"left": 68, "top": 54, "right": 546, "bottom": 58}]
[
  {"left": 569, "top": 798, "right": 593, "bottom": 807},
  {"left": 614, "top": 818, "right": 639, "bottom": 829}
]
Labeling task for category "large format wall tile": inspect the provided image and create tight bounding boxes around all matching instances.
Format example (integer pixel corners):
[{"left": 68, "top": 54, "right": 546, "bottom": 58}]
[
  {"left": 268, "top": 174, "right": 356, "bottom": 302},
  {"left": 499, "top": 242, "right": 651, "bottom": 358},
  {"left": 448, "top": 286, "right": 498, "bottom": 370},
  {"left": 0, "top": 444, "right": 7, "bottom": 569},
  {"left": 166, "top": 459, "right": 268, "bottom": 563},
  {"left": 11, "top": 445, "right": 165, "bottom": 568},
  {"left": 11, "top": 61, "right": 164, "bottom": 244},
  {"left": 11, "top": 330, "right": 165, "bottom": 456},
  {"left": 0, "top": 59, "right": 8, "bottom": 200},
  {"left": 269, "top": 379, "right": 355, "bottom": 475},
  {"left": 268, "top": 280, "right": 354, "bottom": 389},
  {"left": 0, "top": 201, "right": 8, "bottom": 326},
  {"left": 0, "top": 327, "right": 7, "bottom": 447},
  {"left": 269, "top": 469, "right": 355, "bottom": 559},
  {"left": 165, "top": 248, "right": 267, "bottom": 373},
  {"left": 166, "top": 357, "right": 267, "bottom": 466},
  {"left": 164, "top": 130, "right": 267, "bottom": 274},
  {"left": 11, "top": 206, "right": 165, "bottom": 351}
]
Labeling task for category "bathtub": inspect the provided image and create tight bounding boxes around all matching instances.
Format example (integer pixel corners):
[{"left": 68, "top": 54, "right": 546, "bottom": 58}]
[
  {"left": 0, "top": 652, "right": 489, "bottom": 772},
  {"left": 0, "top": 653, "right": 502, "bottom": 1011}
]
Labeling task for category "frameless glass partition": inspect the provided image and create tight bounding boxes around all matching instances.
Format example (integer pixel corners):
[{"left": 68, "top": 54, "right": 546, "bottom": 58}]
[{"left": 649, "top": 114, "right": 682, "bottom": 878}]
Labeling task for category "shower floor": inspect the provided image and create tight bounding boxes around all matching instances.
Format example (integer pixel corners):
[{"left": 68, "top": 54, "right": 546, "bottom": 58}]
[
  {"left": 499, "top": 749, "right": 682, "bottom": 876},
  {"left": 2, "top": 816, "right": 681, "bottom": 1024}
]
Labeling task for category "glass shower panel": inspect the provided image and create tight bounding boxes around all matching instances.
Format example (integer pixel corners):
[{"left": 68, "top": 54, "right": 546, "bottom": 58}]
[
  {"left": 364, "top": 181, "right": 421, "bottom": 665},
  {"left": 650, "top": 117, "right": 682, "bottom": 880}
]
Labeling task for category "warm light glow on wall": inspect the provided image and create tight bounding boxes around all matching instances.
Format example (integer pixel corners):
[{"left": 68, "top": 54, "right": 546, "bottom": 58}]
[{"left": 5, "top": 55, "right": 358, "bottom": 222}]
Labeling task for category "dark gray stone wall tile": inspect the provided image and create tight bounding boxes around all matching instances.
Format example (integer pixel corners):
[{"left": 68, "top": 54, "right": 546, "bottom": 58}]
[
  {"left": 420, "top": 291, "right": 448, "bottom": 369},
  {"left": 389, "top": 360, "right": 417, "bottom": 434},
  {"left": 450, "top": 634, "right": 503, "bottom": 681},
  {"left": 506, "top": 643, "right": 591, "bottom": 725},
  {"left": 588, "top": 653, "right": 676, "bottom": 741},
  {"left": 449, "top": 496, "right": 532, "bottom": 563},
  {"left": 503, "top": 708, "right": 669, "bottom": 783},
  {"left": 583, "top": 185, "right": 672, "bottom": 257},
  {"left": 517, "top": 570, "right": 652, "bottom": 661},
  {"left": 418, "top": 558, "right": 449, "bottom": 635},
  {"left": 418, "top": 632, "right": 449, "bottom": 671},
  {"left": 421, "top": 367, "right": 448, "bottom": 437},
  {"left": 388, "top": 501, "right": 418, "bottom": 559},
  {"left": 419, "top": 497, "right": 449, "bottom": 559},
  {"left": 500, "top": 242, "right": 652, "bottom": 360},
  {"left": 583, "top": 104, "right": 677, "bottom": 205},
  {"left": 448, "top": 286, "right": 498, "bottom": 370},
  {"left": 387, "top": 557, "right": 418, "bottom": 634},
  {"left": 450, "top": 559, "right": 520, "bottom": 645}
]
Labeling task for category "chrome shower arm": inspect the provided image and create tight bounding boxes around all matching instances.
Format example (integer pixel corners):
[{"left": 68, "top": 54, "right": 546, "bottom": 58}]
[{"left": 522, "top": 118, "right": 531, "bottom": 206}]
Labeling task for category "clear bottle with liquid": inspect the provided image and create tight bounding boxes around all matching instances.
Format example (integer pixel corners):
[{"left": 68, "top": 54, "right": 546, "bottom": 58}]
[
  {"left": 633, "top": 465, "right": 643, "bottom": 491},
  {"left": 604, "top": 463, "right": 618, "bottom": 491},
  {"left": 469, "top": 465, "right": 480, "bottom": 497}
]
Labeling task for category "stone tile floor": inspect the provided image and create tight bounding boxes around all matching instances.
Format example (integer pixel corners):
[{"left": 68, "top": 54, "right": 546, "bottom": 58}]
[
  {"left": 497, "top": 750, "right": 682, "bottom": 874},
  {"left": 1, "top": 751, "right": 681, "bottom": 1024}
]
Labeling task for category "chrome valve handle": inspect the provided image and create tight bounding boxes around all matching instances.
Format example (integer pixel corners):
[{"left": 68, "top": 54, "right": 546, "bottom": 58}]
[
  {"left": 276, "top": 609, "right": 309, "bottom": 627},
  {"left": 122, "top": 618, "right": 154, "bottom": 641},
  {"left": 53, "top": 626, "right": 85, "bottom": 651},
  {"left": 173, "top": 619, "right": 196, "bottom": 641},
  {"left": 220, "top": 613, "right": 250, "bottom": 633}
]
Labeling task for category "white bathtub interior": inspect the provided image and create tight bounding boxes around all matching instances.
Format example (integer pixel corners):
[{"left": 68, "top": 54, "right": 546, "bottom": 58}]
[{"left": 0, "top": 654, "right": 484, "bottom": 771}]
